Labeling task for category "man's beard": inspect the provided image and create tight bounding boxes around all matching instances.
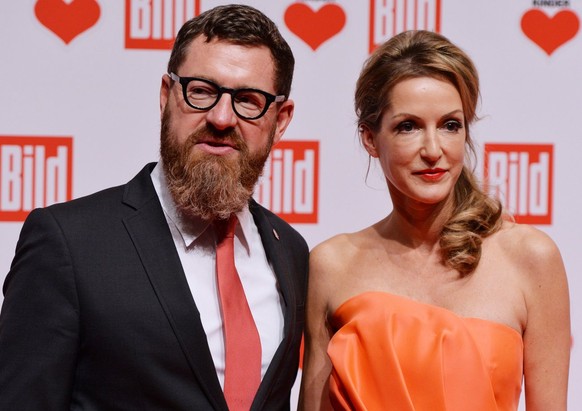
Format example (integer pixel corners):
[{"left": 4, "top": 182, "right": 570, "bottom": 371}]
[{"left": 160, "top": 108, "right": 274, "bottom": 221}]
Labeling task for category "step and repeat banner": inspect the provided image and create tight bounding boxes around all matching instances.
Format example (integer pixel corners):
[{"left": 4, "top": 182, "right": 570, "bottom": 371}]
[{"left": 1, "top": 0, "right": 580, "bottom": 408}]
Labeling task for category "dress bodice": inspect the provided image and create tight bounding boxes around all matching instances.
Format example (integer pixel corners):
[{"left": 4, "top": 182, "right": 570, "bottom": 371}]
[{"left": 328, "top": 291, "right": 523, "bottom": 411}]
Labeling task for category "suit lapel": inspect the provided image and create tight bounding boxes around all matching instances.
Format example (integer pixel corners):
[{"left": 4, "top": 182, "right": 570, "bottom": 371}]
[
  {"left": 121, "top": 164, "right": 228, "bottom": 411},
  {"left": 249, "top": 200, "right": 298, "bottom": 409},
  {"left": 249, "top": 200, "right": 295, "bottom": 329}
]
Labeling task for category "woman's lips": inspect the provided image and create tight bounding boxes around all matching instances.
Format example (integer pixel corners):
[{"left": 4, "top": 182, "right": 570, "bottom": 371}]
[{"left": 413, "top": 168, "right": 447, "bottom": 181}]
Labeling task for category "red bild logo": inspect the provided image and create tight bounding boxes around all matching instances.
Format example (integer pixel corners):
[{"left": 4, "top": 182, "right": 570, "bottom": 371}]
[
  {"left": 369, "top": 0, "right": 442, "bottom": 53},
  {"left": 484, "top": 143, "right": 553, "bottom": 225},
  {"left": 255, "top": 141, "right": 319, "bottom": 224},
  {"left": 125, "top": 0, "right": 200, "bottom": 50},
  {"left": 0, "top": 136, "right": 73, "bottom": 222}
]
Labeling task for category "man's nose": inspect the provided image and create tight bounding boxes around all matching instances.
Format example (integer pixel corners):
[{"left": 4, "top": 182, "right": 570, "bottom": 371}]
[{"left": 205, "top": 93, "right": 238, "bottom": 130}]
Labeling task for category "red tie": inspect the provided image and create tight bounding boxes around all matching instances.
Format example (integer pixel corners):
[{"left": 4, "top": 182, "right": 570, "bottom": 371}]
[{"left": 215, "top": 215, "right": 262, "bottom": 411}]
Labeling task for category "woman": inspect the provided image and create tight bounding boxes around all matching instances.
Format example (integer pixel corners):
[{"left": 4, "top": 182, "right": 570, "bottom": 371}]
[{"left": 299, "top": 30, "right": 570, "bottom": 411}]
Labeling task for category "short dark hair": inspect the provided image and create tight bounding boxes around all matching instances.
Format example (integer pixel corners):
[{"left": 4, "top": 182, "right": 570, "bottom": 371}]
[{"left": 167, "top": 4, "right": 295, "bottom": 98}]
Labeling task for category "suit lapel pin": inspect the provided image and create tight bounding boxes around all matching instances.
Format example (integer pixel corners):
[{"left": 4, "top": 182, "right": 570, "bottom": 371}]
[{"left": 273, "top": 228, "right": 280, "bottom": 240}]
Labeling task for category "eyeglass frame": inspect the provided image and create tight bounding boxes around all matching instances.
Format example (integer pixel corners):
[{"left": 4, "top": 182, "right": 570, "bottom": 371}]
[{"left": 169, "top": 72, "right": 287, "bottom": 120}]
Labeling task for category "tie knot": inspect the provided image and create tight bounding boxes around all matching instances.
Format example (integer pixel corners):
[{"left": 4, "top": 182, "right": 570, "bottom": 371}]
[{"left": 216, "top": 214, "right": 238, "bottom": 241}]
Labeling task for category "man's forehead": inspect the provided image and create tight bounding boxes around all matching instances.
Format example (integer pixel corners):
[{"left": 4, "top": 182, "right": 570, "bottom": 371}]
[{"left": 180, "top": 37, "right": 277, "bottom": 89}]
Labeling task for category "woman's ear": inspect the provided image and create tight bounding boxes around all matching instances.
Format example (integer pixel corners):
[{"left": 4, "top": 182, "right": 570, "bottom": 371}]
[{"left": 360, "top": 126, "right": 379, "bottom": 158}]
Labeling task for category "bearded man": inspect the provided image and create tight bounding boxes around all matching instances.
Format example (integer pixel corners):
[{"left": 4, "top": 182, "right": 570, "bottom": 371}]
[{"left": 0, "top": 5, "right": 308, "bottom": 411}]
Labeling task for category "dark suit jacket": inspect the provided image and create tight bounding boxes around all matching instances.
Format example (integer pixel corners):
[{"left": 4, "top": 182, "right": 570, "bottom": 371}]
[{"left": 0, "top": 163, "right": 309, "bottom": 410}]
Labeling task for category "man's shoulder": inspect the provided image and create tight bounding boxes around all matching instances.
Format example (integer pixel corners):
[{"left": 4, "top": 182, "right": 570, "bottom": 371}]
[
  {"left": 43, "top": 163, "right": 157, "bottom": 216},
  {"left": 250, "top": 200, "right": 300, "bottom": 231},
  {"left": 249, "top": 200, "right": 307, "bottom": 247}
]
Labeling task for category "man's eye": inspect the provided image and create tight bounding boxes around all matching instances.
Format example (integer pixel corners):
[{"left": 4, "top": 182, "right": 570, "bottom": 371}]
[
  {"left": 235, "top": 92, "right": 264, "bottom": 109},
  {"left": 189, "top": 87, "right": 214, "bottom": 96}
]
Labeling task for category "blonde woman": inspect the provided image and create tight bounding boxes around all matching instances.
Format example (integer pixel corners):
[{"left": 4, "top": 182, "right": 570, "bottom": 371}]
[{"left": 299, "top": 30, "right": 570, "bottom": 411}]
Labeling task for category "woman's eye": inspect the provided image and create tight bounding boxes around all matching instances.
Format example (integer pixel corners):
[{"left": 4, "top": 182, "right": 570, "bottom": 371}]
[
  {"left": 396, "top": 121, "right": 416, "bottom": 133},
  {"left": 443, "top": 120, "right": 463, "bottom": 132}
]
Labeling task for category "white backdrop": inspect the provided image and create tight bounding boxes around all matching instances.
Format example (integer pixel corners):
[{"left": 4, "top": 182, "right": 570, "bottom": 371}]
[{"left": 1, "top": 1, "right": 580, "bottom": 409}]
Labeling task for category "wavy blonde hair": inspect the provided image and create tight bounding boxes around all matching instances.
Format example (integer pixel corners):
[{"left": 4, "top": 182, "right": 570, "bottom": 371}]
[{"left": 355, "top": 30, "right": 503, "bottom": 276}]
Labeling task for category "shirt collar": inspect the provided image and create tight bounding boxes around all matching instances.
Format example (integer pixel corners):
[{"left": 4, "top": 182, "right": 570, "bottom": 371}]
[{"left": 150, "top": 162, "right": 253, "bottom": 250}]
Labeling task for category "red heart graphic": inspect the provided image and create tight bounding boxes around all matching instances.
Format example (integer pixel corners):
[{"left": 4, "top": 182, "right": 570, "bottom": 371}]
[
  {"left": 521, "top": 9, "right": 579, "bottom": 55},
  {"left": 35, "top": 0, "right": 101, "bottom": 44},
  {"left": 284, "top": 3, "right": 346, "bottom": 51}
]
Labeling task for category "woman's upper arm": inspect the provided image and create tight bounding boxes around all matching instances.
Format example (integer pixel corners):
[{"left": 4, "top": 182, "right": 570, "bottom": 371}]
[
  {"left": 298, "top": 242, "right": 340, "bottom": 411},
  {"left": 521, "top": 229, "right": 570, "bottom": 411}
]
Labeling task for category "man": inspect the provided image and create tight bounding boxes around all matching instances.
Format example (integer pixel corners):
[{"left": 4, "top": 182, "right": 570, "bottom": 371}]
[{"left": 0, "top": 5, "right": 308, "bottom": 410}]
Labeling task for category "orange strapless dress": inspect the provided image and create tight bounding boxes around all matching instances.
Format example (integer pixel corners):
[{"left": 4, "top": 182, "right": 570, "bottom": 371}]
[{"left": 328, "top": 292, "right": 523, "bottom": 411}]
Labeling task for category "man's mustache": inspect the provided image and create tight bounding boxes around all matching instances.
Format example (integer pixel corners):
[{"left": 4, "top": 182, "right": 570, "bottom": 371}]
[{"left": 186, "top": 124, "right": 245, "bottom": 152}]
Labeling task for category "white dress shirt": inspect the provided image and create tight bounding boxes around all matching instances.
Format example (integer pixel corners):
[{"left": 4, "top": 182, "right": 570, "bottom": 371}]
[{"left": 150, "top": 163, "right": 284, "bottom": 388}]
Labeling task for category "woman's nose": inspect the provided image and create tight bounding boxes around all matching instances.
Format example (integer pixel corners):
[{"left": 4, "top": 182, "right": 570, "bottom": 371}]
[{"left": 420, "top": 129, "right": 442, "bottom": 162}]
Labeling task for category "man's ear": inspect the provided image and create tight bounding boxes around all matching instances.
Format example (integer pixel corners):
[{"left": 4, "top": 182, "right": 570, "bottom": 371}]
[
  {"left": 360, "top": 126, "right": 379, "bottom": 158},
  {"left": 271, "top": 99, "right": 294, "bottom": 146},
  {"left": 159, "top": 74, "right": 171, "bottom": 119}
]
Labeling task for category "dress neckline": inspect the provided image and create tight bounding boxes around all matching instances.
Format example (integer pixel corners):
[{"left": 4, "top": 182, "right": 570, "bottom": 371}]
[{"left": 332, "top": 290, "right": 523, "bottom": 340}]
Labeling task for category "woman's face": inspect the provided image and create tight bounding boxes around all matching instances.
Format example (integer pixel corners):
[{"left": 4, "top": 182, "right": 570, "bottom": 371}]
[{"left": 362, "top": 76, "right": 466, "bottom": 208}]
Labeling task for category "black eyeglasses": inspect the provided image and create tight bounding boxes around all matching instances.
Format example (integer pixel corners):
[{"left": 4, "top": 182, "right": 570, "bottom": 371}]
[{"left": 169, "top": 72, "right": 286, "bottom": 120}]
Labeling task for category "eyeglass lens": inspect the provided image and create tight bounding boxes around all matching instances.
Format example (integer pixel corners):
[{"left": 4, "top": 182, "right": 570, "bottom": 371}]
[{"left": 185, "top": 80, "right": 268, "bottom": 119}]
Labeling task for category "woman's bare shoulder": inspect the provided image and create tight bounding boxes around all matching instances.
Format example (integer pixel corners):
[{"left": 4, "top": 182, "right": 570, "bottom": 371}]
[
  {"left": 312, "top": 227, "right": 375, "bottom": 259},
  {"left": 493, "top": 221, "right": 565, "bottom": 283},
  {"left": 496, "top": 221, "right": 560, "bottom": 257},
  {"left": 309, "top": 227, "right": 377, "bottom": 282}
]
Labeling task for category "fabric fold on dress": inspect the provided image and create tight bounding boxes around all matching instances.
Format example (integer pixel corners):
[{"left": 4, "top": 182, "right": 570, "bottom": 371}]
[{"left": 328, "top": 292, "right": 523, "bottom": 411}]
